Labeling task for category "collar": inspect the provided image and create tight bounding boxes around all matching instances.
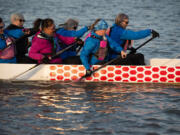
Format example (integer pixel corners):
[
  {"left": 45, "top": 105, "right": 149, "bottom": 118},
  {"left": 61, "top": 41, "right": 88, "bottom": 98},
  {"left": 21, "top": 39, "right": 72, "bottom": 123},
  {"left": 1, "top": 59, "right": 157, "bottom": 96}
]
[
  {"left": 113, "top": 23, "right": 124, "bottom": 29},
  {"left": 37, "top": 32, "right": 53, "bottom": 40},
  {"left": 5, "top": 24, "right": 24, "bottom": 30}
]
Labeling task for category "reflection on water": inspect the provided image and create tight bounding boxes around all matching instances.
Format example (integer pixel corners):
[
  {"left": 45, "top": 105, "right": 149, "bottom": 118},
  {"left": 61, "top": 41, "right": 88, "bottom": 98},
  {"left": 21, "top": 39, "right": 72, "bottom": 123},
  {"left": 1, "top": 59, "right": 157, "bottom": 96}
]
[{"left": 0, "top": 81, "right": 180, "bottom": 135}]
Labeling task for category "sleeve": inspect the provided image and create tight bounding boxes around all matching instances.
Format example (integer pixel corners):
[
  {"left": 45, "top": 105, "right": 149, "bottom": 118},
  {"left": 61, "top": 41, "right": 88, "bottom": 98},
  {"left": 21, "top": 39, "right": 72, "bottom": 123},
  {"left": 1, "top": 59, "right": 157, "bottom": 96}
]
[
  {"left": 70, "top": 26, "right": 88, "bottom": 38},
  {"left": 106, "top": 36, "right": 123, "bottom": 53},
  {"left": 4, "top": 29, "right": 24, "bottom": 39},
  {"left": 0, "top": 39, "right": 6, "bottom": 50},
  {"left": 120, "top": 29, "right": 151, "bottom": 40},
  {"left": 56, "top": 26, "right": 88, "bottom": 38},
  {"left": 28, "top": 39, "right": 44, "bottom": 60},
  {"left": 80, "top": 38, "right": 96, "bottom": 70},
  {"left": 56, "top": 33, "right": 76, "bottom": 45}
]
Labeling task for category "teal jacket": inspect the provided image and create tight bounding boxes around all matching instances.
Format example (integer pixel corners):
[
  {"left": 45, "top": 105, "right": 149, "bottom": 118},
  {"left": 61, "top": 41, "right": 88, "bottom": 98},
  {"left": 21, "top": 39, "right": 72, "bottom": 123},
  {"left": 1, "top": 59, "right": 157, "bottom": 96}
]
[
  {"left": 80, "top": 32, "right": 123, "bottom": 70},
  {"left": 109, "top": 24, "right": 151, "bottom": 59}
]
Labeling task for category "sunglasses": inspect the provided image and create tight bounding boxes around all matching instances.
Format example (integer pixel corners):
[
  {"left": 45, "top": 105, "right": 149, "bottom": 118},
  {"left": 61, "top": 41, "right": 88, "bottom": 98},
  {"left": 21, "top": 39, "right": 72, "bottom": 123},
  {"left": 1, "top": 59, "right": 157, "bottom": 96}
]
[
  {"left": 19, "top": 19, "right": 25, "bottom": 22},
  {"left": 123, "top": 21, "right": 129, "bottom": 24},
  {"left": 73, "top": 26, "right": 77, "bottom": 30}
]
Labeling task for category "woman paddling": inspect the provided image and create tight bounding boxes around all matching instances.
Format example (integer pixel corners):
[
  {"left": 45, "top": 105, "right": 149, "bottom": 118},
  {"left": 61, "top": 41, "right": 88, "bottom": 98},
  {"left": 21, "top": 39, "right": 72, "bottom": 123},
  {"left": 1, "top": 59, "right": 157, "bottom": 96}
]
[
  {"left": 80, "top": 19, "right": 126, "bottom": 76},
  {"left": 108, "top": 13, "right": 160, "bottom": 65},
  {"left": 5, "top": 13, "right": 35, "bottom": 63},
  {"left": 28, "top": 18, "right": 62, "bottom": 64},
  {"left": 56, "top": 18, "right": 91, "bottom": 64}
]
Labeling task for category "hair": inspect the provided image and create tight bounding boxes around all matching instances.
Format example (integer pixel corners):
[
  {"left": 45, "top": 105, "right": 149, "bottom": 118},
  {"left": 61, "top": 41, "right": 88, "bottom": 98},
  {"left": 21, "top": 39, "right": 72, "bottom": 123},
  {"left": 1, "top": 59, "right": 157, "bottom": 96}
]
[
  {"left": 62, "top": 19, "right": 79, "bottom": 30},
  {"left": 41, "top": 18, "right": 54, "bottom": 30},
  {"left": 91, "top": 18, "right": 101, "bottom": 30},
  {"left": 33, "top": 18, "right": 54, "bottom": 31},
  {"left": 10, "top": 13, "right": 24, "bottom": 23},
  {"left": 0, "top": 17, "right": 3, "bottom": 23},
  {"left": 115, "top": 13, "right": 129, "bottom": 26},
  {"left": 33, "top": 18, "right": 43, "bottom": 31}
]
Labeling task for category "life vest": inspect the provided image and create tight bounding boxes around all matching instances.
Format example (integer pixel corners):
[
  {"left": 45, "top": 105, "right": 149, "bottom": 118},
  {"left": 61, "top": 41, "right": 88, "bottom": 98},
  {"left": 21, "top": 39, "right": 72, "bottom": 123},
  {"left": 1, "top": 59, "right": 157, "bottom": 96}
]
[
  {"left": 123, "top": 40, "right": 133, "bottom": 52},
  {"left": 106, "top": 27, "right": 134, "bottom": 52},
  {"left": 0, "top": 35, "right": 16, "bottom": 59},
  {"left": 5, "top": 24, "right": 29, "bottom": 57},
  {"left": 85, "top": 33, "right": 108, "bottom": 61}
]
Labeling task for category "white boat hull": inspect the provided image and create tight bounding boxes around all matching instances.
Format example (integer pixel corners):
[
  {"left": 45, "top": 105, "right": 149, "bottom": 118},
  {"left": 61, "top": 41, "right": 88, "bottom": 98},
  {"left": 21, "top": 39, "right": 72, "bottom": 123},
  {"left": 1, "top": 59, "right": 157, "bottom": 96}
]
[{"left": 0, "top": 59, "right": 180, "bottom": 83}]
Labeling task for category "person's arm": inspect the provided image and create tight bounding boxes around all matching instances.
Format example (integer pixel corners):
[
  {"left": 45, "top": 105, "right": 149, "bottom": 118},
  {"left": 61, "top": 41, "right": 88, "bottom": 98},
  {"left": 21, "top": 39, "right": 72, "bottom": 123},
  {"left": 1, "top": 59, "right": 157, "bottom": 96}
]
[
  {"left": 107, "top": 35, "right": 127, "bottom": 58},
  {"left": 120, "top": 29, "right": 151, "bottom": 40},
  {"left": 56, "top": 33, "right": 76, "bottom": 45},
  {"left": 80, "top": 38, "right": 96, "bottom": 70},
  {"left": 56, "top": 26, "right": 88, "bottom": 38},
  {"left": 70, "top": 26, "right": 88, "bottom": 38},
  {"left": 4, "top": 29, "right": 24, "bottom": 39}
]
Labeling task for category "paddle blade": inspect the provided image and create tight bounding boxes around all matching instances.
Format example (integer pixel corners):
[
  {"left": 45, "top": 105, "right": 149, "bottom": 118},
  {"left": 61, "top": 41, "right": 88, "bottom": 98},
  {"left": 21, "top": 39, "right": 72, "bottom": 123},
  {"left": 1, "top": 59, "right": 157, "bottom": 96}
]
[{"left": 89, "top": 18, "right": 101, "bottom": 30}]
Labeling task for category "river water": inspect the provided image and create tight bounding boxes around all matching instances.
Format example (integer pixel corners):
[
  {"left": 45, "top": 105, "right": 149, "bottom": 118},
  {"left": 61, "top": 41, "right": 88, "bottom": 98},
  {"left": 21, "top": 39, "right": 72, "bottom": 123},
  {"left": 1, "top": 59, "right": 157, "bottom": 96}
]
[
  {"left": 0, "top": 81, "right": 180, "bottom": 135},
  {"left": 0, "top": 0, "right": 180, "bottom": 135}
]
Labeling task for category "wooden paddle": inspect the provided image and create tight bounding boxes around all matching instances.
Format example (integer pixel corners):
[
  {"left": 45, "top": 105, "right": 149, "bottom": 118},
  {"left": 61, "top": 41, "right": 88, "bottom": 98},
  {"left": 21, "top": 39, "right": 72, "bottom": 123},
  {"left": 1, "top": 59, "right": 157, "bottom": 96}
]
[{"left": 79, "top": 36, "right": 156, "bottom": 81}]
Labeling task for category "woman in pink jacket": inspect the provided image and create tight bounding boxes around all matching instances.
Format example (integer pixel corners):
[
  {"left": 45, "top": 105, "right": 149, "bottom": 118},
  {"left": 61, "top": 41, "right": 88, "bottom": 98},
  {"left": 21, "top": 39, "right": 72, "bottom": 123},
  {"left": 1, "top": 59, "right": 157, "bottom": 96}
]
[{"left": 29, "top": 18, "right": 62, "bottom": 64}]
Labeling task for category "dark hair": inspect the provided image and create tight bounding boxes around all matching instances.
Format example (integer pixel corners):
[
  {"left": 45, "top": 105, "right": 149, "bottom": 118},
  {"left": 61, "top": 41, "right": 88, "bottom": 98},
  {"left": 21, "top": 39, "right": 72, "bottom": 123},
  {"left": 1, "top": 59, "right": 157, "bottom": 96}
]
[
  {"left": 33, "top": 18, "right": 43, "bottom": 31},
  {"left": 41, "top": 18, "right": 54, "bottom": 30},
  {"left": 33, "top": 18, "right": 54, "bottom": 31},
  {"left": 0, "top": 17, "right": 3, "bottom": 23}
]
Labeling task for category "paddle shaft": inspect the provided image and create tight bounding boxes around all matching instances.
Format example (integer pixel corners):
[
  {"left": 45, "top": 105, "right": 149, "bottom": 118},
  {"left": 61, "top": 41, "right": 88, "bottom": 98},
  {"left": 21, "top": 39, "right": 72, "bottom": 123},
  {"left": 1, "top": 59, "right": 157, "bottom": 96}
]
[
  {"left": 10, "top": 64, "right": 40, "bottom": 80},
  {"left": 79, "top": 36, "right": 156, "bottom": 81},
  {"left": 51, "top": 42, "right": 77, "bottom": 58},
  {"left": 79, "top": 55, "right": 121, "bottom": 81},
  {"left": 134, "top": 37, "right": 154, "bottom": 51},
  {"left": 11, "top": 42, "right": 78, "bottom": 80}
]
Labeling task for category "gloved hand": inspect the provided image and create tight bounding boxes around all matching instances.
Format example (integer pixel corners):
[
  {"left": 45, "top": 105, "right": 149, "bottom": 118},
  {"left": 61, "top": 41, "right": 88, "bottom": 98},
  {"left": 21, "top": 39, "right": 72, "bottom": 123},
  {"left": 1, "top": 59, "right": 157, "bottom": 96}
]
[
  {"left": 22, "top": 28, "right": 31, "bottom": 35},
  {"left": 120, "top": 51, "right": 127, "bottom": 59},
  {"left": 129, "top": 47, "right": 136, "bottom": 54},
  {"left": 85, "top": 69, "right": 92, "bottom": 77},
  {"left": 151, "top": 29, "right": 160, "bottom": 38},
  {"left": 42, "top": 56, "right": 51, "bottom": 64},
  {"left": 76, "top": 38, "right": 84, "bottom": 45}
]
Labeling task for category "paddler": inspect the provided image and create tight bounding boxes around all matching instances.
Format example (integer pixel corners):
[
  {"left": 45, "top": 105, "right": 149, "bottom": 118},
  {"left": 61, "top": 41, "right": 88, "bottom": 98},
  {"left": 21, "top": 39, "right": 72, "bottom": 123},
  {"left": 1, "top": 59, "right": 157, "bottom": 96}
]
[
  {"left": 56, "top": 18, "right": 93, "bottom": 64},
  {"left": 108, "top": 13, "right": 160, "bottom": 65},
  {"left": 80, "top": 19, "right": 126, "bottom": 76}
]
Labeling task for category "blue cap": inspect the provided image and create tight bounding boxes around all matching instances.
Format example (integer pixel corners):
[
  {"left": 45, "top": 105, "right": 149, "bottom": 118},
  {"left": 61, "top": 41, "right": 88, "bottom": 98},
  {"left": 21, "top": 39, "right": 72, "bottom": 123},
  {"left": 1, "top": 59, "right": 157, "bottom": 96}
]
[{"left": 94, "top": 19, "right": 108, "bottom": 30}]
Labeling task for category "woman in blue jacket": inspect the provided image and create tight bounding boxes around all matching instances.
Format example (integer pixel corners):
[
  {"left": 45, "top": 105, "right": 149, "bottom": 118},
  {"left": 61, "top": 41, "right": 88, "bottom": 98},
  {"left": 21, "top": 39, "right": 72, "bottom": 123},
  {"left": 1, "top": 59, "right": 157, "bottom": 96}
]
[
  {"left": 109, "top": 13, "right": 159, "bottom": 65},
  {"left": 80, "top": 19, "right": 126, "bottom": 76},
  {"left": 0, "top": 17, "right": 16, "bottom": 63},
  {"left": 56, "top": 19, "right": 90, "bottom": 64},
  {"left": 5, "top": 13, "right": 36, "bottom": 63}
]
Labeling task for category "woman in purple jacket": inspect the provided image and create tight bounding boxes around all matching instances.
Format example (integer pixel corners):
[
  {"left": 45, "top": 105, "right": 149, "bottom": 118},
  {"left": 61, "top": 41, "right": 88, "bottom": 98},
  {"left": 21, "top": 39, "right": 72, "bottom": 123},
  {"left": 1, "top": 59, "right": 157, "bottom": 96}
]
[{"left": 28, "top": 18, "right": 62, "bottom": 64}]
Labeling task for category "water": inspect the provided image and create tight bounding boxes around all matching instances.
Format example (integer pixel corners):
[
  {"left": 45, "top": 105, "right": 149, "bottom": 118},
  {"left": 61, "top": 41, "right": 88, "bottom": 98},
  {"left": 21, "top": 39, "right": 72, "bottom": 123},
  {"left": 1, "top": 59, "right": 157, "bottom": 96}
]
[
  {"left": 0, "top": 81, "right": 180, "bottom": 135},
  {"left": 0, "top": 0, "right": 180, "bottom": 134}
]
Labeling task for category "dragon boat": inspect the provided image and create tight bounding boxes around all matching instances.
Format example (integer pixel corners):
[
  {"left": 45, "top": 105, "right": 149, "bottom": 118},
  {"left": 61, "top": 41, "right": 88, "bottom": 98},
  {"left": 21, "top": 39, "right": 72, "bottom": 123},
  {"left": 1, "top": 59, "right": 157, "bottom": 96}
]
[{"left": 0, "top": 58, "right": 180, "bottom": 83}]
